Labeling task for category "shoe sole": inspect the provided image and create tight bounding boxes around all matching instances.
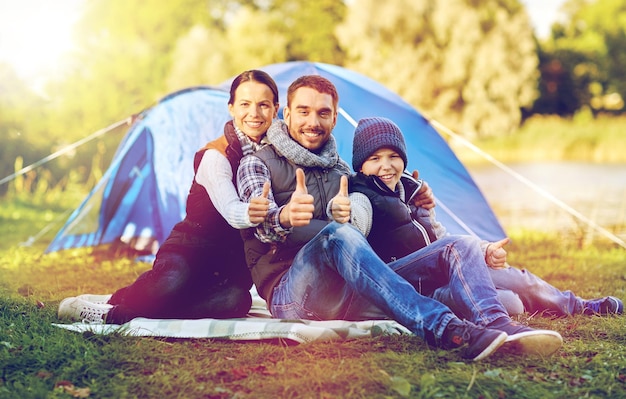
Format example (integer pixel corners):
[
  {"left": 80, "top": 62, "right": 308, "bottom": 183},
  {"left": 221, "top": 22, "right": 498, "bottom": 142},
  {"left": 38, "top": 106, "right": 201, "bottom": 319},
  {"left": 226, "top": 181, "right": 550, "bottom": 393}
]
[
  {"left": 471, "top": 332, "right": 508, "bottom": 361},
  {"left": 503, "top": 330, "right": 563, "bottom": 356}
]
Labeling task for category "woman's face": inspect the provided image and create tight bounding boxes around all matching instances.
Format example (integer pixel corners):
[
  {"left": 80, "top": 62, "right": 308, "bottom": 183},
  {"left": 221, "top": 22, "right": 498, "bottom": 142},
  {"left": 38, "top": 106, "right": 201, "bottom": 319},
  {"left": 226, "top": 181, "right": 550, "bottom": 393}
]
[
  {"left": 228, "top": 81, "right": 278, "bottom": 142},
  {"left": 360, "top": 147, "right": 404, "bottom": 191}
]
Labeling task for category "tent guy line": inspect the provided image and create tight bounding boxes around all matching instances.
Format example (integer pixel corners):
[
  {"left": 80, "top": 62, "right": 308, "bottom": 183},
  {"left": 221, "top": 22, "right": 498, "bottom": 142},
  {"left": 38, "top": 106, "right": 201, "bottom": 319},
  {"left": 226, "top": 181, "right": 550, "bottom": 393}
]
[
  {"left": 429, "top": 118, "right": 626, "bottom": 250},
  {"left": 0, "top": 118, "right": 130, "bottom": 187}
]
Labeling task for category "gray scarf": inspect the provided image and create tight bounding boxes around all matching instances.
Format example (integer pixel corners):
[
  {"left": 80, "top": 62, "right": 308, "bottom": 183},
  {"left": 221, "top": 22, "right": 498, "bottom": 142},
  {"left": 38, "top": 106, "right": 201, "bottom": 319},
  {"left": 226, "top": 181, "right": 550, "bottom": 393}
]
[{"left": 267, "top": 120, "right": 351, "bottom": 174}]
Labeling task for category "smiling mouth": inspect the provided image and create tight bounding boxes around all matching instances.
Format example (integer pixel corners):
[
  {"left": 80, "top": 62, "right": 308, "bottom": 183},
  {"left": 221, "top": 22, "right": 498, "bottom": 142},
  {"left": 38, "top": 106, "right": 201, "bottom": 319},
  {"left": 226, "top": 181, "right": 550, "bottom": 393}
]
[{"left": 245, "top": 121, "right": 264, "bottom": 128}]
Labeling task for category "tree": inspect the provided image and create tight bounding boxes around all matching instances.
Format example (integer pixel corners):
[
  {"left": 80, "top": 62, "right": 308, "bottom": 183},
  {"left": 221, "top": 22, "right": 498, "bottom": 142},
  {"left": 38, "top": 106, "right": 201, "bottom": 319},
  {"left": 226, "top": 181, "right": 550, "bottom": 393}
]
[
  {"left": 336, "top": 0, "right": 539, "bottom": 138},
  {"left": 539, "top": 0, "right": 626, "bottom": 114}
]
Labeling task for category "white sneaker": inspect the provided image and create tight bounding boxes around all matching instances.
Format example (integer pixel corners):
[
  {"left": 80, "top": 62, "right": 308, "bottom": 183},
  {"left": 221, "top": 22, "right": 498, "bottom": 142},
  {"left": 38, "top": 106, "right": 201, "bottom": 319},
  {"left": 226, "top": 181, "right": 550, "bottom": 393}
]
[
  {"left": 58, "top": 297, "right": 113, "bottom": 324},
  {"left": 76, "top": 293, "right": 112, "bottom": 305}
]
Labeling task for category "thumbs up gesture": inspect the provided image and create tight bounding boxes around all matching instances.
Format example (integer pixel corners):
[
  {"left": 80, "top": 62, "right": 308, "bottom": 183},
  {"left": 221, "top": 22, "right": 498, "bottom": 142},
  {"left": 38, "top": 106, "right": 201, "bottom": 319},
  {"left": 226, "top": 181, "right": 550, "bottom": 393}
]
[
  {"left": 331, "top": 175, "right": 351, "bottom": 223},
  {"left": 280, "top": 168, "right": 314, "bottom": 227},
  {"left": 485, "top": 238, "right": 510, "bottom": 269},
  {"left": 248, "top": 181, "right": 270, "bottom": 224}
]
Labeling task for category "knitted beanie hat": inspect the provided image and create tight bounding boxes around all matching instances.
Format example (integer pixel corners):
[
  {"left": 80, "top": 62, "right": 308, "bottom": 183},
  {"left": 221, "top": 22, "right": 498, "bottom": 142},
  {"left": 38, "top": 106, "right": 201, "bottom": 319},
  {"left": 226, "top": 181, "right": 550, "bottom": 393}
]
[{"left": 352, "top": 117, "right": 408, "bottom": 172}]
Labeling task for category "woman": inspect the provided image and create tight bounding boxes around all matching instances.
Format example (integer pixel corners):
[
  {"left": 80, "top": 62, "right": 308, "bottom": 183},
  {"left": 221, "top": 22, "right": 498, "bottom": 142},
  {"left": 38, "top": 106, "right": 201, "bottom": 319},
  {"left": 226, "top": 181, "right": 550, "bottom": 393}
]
[{"left": 58, "top": 70, "right": 279, "bottom": 324}]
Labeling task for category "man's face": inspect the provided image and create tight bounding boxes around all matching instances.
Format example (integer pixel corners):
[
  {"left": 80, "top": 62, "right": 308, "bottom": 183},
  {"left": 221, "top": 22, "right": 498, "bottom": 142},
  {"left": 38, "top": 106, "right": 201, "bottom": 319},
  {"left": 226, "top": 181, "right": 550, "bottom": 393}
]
[{"left": 283, "top": 87, "right": 337, "bottom": 152}]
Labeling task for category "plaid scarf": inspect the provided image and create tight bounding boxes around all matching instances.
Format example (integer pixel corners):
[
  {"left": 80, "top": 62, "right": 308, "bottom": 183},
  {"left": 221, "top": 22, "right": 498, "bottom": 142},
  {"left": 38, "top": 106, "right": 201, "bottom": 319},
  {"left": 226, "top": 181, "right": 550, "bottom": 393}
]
[
  {"left": 234, "top": 121, "right": 270, "bottom": 157},
  {"left": 267, "top": 119, "right": 351, "bottom": 174}
]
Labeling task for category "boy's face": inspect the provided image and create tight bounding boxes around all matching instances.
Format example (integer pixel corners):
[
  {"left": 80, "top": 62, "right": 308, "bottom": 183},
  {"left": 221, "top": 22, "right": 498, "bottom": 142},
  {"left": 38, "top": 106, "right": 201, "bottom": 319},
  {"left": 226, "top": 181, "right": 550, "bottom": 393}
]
[{"left": 360, "top": 147, "right": 404, "bottom": 191}]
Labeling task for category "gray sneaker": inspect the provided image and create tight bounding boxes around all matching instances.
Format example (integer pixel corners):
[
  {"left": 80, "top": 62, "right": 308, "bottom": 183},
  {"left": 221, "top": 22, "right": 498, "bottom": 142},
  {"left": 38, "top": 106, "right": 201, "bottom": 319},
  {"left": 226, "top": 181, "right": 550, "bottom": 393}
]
[
  {"left": 582, "top": 296, "right": 623, "bottom": 316},
  {"left": 442, "top": 319, "right": 508, "bottom": 361},
  {"left": 58, "top": 297, "right": 113, "bottom": 324},
  {"left": 489, "top": 320, "right": 562, "bottom": 356}
]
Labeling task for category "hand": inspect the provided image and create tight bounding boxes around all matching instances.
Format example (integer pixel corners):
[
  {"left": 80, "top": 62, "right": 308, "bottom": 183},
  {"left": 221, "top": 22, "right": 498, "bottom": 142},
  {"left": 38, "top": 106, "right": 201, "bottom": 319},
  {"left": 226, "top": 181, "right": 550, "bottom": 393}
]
[
  {"left": 411, "top": 170, "right": 435, "bottom": 210},
  {"left": 281, "top": 168, "right": 314, "bottom": 228},
  {"left": 331, "top": 175, "right": 351, "bottom": 223},
  {"left": 248, "top": 181, "right": 270, "bottom": 224},
  {"left": 485, "top": 238, "right": 510, "bottom": 269}
]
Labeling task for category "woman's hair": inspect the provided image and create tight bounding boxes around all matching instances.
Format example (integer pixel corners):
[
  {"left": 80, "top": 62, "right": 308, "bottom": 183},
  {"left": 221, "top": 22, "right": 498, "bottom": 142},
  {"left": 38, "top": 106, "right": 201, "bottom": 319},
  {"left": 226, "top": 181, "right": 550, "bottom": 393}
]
[
  {"left": 228, "top": 70, "right": 279, "bottom": 106},
  {"left": 286, "top": 75, "right": 339, "bottom": 111}
]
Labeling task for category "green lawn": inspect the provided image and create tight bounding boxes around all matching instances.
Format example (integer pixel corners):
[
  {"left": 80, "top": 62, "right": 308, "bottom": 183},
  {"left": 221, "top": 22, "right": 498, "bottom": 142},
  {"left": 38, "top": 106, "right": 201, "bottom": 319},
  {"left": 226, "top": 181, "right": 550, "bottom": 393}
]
[{"left": 1, "top": 197, "right": 625, "bottom": 398}]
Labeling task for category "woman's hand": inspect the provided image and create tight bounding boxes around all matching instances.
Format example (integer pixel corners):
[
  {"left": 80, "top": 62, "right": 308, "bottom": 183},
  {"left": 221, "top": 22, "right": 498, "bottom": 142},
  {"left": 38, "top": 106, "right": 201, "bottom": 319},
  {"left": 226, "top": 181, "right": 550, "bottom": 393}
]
[{"left": 248, "top": 181, "right": 270, "bottom": 224}]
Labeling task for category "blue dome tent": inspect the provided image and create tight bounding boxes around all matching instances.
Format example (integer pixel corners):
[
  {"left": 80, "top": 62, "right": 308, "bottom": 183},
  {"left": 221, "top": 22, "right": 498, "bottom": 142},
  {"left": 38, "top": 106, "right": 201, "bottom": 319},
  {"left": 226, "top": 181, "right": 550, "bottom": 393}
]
[{"left": 46, "top": 62, "right": 505, "bottom": 255}]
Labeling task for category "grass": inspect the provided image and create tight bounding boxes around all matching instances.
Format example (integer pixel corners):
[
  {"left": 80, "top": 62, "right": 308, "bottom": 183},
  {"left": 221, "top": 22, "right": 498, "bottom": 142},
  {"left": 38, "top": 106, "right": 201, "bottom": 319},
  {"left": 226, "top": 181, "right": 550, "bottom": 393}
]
[
  {"left": 451, "top": 114, "right": 626, "bottom": 165},
  {"left": 1, "top": 197, "right": 626, "bottom": 398}
]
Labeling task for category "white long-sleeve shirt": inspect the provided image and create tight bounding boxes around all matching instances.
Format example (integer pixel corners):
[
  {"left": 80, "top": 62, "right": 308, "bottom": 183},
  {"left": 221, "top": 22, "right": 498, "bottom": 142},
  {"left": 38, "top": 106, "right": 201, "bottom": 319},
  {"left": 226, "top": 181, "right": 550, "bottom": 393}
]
[{"left": 194, "top": 149, "right": 256, "bottom": 229}]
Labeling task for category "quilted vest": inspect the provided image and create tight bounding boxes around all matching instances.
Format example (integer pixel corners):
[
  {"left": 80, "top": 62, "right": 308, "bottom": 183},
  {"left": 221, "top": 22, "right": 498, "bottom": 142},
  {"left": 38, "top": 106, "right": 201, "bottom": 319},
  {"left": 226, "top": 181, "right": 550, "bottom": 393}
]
[
  {"left": 349, "top": 173, "right": 437, "bottom": 263},
  {"left": 242, "top": 144, "right": 345, "bottom": 301}
]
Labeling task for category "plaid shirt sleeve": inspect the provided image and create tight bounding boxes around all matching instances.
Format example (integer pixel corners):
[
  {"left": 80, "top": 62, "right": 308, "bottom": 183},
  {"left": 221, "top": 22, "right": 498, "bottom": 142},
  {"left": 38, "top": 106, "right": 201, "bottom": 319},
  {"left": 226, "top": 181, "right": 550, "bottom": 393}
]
[{"left": 237, "top": 154, "right": 291, "bottom": 243}]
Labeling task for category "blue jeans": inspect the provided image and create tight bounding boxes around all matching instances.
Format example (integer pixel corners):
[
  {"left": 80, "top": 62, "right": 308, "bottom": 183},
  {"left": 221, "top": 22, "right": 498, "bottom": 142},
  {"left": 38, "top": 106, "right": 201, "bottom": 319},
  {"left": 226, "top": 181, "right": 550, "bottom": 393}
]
[
  {"left": 433, "top": 264, "right": 584, "bottom": 317},
  {"left": 270, "top": 222, "right": 509, "bottom": 343},
  {"left": 490, "top": 267, "right": 583, "bottom": 315}
]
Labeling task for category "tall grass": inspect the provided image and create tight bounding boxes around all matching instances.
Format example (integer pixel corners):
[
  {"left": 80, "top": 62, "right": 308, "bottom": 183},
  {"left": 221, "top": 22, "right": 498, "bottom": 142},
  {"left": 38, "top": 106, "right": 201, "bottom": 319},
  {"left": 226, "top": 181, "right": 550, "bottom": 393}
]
[{"left": 452, "top": 114, "right": 626, "bottom": 165}]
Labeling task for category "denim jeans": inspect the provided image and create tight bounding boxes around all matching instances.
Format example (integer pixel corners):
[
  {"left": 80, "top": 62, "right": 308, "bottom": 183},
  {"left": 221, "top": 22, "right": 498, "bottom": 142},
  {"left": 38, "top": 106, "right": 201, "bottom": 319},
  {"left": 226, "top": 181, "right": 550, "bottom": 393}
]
[
  {"left": 490, "top": 266, "right": 583, "bottom": 315},
  {"left": 433, "top": 264, "right": 584, "bottom": 317},
  {"left": 270, "top": 222, "right": 509, "bottom": 343},
  {"left": 108, "top": 251, "right": 251, "bottom": 324}
]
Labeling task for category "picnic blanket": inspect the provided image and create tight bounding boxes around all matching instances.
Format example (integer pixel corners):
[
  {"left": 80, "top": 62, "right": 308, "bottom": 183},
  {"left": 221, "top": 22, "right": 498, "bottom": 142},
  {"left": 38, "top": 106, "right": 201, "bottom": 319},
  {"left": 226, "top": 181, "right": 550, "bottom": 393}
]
[{"left": 53, "top": 288, "right": 411, "bottom": 344}]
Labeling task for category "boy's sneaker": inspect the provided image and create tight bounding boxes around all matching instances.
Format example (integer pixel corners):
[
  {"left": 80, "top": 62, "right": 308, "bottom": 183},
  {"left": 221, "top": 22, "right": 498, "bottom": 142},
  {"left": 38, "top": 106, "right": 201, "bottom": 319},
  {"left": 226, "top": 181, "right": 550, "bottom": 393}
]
[
  {"left": 488, "top": 319, "right": 562, "bottom": 356},
  {"left": 582, "top": 296, "right": 623, "bottom": 316},
  {"left": 442, "top": 319, "right": 508, "bottom": 361},
  {"left": 58, "top": 297, "right": 113, "bottom": 324},
  {"left": 76, "top": 293, "right": 113, "bottom": 305}
]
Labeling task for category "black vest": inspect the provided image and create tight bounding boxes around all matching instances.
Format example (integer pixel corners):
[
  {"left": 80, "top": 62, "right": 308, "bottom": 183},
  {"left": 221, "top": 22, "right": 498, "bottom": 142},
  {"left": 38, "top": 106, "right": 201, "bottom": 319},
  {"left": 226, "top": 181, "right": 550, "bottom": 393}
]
[
  {"left": 241, "top": 144, "right": 345, "bottom": 301},
  {"left": 158, "top": 121, "right": 251, "bottom": 288},
  {"left": 349, "top": 172, "right": 437, "bottom": 263}
]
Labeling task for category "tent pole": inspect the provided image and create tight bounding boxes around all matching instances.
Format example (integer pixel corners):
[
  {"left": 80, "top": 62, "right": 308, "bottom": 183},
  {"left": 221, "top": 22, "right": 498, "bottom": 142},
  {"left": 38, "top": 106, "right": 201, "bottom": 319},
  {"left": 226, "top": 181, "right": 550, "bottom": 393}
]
[
  {"left": 0, "top": 118, "right": 131, "bottom": 187},
  {"left": 428, "top": 118, "right": 626, "bottom": 250}
]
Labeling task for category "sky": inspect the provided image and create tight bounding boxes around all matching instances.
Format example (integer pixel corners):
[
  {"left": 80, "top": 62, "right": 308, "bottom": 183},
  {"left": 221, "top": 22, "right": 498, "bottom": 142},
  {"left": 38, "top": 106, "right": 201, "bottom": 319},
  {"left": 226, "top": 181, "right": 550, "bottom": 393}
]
[
  {"left": 0, "top": 0, "right": 566, "bottom": 82},
  {"left": 519, "top": 0, "right": 567, "bottom": 39},
  {"left": 0, "top": 0, "right": 83, "bottom": 80}
]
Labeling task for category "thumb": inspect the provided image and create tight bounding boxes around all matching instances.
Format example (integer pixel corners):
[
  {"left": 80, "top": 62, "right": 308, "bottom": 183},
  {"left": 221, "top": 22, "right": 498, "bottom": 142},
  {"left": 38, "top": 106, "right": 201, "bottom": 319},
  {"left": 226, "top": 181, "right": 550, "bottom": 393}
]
[
  {"left": 295, "top": 168, "right": 307, "bottom": 194},
  {"left": 261, "top": 181, "right": 270, "bottom": 199},
  {"left": 492, "top": 237, "right": 510, "bottom": 250},
  {"left": 412, "top": 170, "right": 419, "bottom": 180},
  {"left": 338, "top": 175, "right": 348, "bottom": 197}
]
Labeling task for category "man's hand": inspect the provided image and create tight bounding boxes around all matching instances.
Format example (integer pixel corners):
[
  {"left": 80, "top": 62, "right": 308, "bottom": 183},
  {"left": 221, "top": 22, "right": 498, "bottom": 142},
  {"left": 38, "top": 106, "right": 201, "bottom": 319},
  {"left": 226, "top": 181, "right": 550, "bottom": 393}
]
[
  {"left": 248, "top": 181, "right": 270, "bottom": 224},
  {"left": 411, "top": 170, "right": 435, "bottom": 209},
  {"left": 331, "top": 175, "right": 351, "bottom": 223},
  {"left": 280, "top": 168, "right": 314, "bottom": 228},
  {"left": 485, "top": 238, "right": 510, "bottom": 269}
]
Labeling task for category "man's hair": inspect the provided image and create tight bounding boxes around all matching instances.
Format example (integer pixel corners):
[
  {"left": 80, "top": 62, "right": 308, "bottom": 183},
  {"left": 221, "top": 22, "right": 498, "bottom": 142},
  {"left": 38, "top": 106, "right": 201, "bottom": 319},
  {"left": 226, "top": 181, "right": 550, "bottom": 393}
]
[{"left": 287, "top": 75, "right": 339, "bottom": 110}]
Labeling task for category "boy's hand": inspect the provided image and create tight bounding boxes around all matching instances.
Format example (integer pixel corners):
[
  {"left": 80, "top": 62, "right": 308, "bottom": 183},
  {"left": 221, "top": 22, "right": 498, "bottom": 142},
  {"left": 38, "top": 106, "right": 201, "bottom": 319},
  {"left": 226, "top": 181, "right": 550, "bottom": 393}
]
[
  {"left": 248, "top": 181, "right": 270, "bottom": 224},
  {"left": 486, "top": 238, "right": 510, "bottom": 269},
  {"left": 331, "top": 175, "right": 351, "bottom": 223},
  {"left": 411, "top": 170, "right": 436, "bottom": 209},
  {"left": 280, "top": 168, "right": 314, "bottom": 227}
]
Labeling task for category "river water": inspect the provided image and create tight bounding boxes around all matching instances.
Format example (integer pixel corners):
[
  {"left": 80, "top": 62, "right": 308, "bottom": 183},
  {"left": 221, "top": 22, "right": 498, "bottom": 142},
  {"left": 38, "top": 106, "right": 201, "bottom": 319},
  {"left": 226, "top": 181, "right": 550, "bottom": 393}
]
[{"left": 466, "top": 161, "right": 626, "bottom": 241}]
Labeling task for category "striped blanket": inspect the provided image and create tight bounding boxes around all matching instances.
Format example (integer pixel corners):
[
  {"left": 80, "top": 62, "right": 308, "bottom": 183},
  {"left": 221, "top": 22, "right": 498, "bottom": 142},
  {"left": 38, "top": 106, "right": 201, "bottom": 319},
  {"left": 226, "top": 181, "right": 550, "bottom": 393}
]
[{"left": 53, "top": 288, "right": 411, "bottom": 344}]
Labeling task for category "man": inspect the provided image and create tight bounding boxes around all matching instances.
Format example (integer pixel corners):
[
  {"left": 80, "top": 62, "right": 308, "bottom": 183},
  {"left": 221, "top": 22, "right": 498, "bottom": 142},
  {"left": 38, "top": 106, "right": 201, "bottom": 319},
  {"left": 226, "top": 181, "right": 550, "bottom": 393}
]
[{"left": 237, "top": 75, "right": 562, "bottom": 361}]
